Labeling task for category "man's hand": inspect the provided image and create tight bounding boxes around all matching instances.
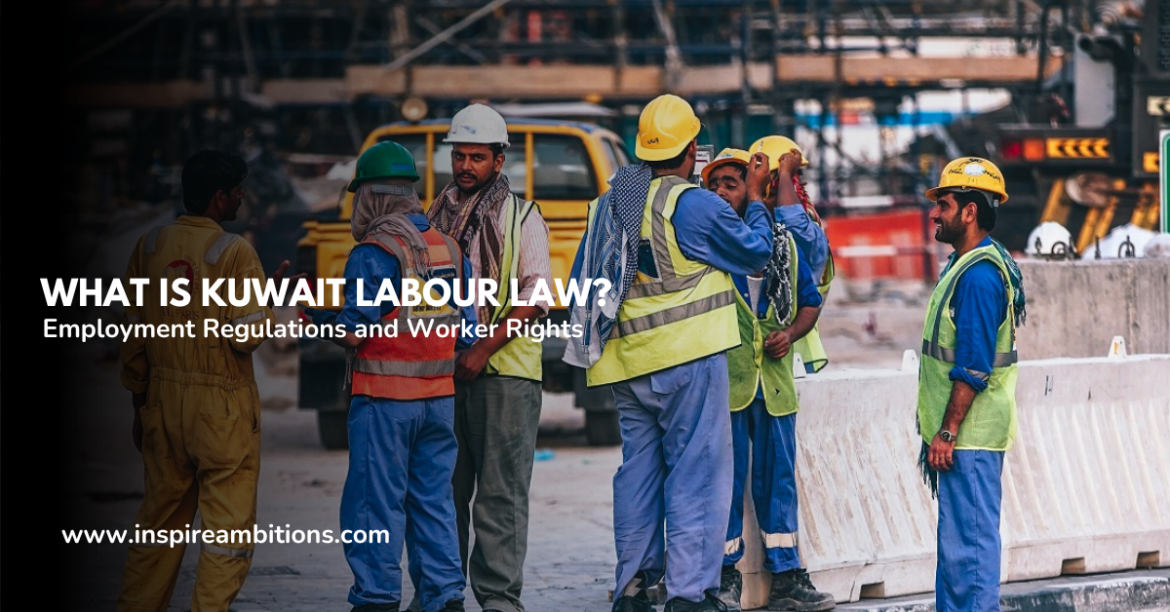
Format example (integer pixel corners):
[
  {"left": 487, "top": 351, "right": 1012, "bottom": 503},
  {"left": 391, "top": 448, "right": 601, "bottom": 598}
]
[
  {"left": 928, "top": 433, "right": 956, "bottom": 471},
  {"left": 271, "top": 259, "right": 308, "bottom": 284},
  {"left": 745, "top": 152, "right": 771, "bottom": 205},
  {"left": 764, "top": 329, "right": 792, "bottom": 359},
  {"left": 778, "top": 148, "right": 803, "bottom": 178},
  {"left": 131, "top": 391, "right": 147, "bottom": 453},
  {"left": 454, "top": 343, "right": 491, "bottom": 382}
]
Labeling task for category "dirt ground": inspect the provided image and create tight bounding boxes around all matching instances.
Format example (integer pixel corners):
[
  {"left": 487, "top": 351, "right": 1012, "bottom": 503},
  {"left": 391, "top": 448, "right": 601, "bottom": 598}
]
[{"left": 58, "top": 281, "right": 933, "bottom": 611}]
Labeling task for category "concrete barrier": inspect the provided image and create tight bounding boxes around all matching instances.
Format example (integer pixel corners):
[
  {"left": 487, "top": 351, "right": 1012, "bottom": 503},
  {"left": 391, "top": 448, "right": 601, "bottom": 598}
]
[
  {"left": 737, "top": 354, "right": 1170, "bottom": 609},
  {"left": 1016, "top": 259, "right": 1170, "bottom": 360}
]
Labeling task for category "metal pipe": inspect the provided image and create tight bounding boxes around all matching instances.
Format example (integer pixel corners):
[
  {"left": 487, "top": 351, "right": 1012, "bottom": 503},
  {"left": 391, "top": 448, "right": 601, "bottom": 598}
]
[
  {"left": 383, "top": 0, "right": 515, "bottom": 73},
  {"left": 67, "top": 0, "right": 184, "bottom": 73}
]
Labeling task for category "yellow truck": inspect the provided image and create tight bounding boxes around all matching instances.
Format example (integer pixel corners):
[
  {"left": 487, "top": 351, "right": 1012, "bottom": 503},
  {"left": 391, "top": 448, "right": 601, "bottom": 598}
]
[{"left": 297, "top": 118, "right": 631, "bottom": 449}]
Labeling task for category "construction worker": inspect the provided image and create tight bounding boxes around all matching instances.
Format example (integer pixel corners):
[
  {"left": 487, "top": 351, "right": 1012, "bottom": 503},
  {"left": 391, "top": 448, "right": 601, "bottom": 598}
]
[
  {"left": 918, "top": 157, "right": 1024, "bottom": 612},
  {"left": 303, "top": 141, "right": 473, "bottom": 612},
  {"left": 565, "top": 95, "right": 776, "bottom": 612},
  {"left": 702, "top": 149, "right": 836, "bottom": 612},
  {"left": 118, "top": 149, "right": 288, "bottom": 612},
  {"left": 425, "top": 104, "right": 551, "bottom": 612},
  {"left": 748, "top": 136, "right": 834, "bottom": 374}
]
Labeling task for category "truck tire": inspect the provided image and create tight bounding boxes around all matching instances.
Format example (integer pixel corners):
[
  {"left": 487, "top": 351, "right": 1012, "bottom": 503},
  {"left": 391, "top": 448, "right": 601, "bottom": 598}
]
[
  {"left": 584, "top": 410, "right": 622, "bottom": 447},
  {"left": 317, "top": 411, "right": 349, "bottom": 450}
]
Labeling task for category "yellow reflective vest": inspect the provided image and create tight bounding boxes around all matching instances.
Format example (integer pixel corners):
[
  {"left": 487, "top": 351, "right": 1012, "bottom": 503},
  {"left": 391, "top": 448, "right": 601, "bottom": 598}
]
[
  {"left": 916, "top": 243, "right": 1019, "bottom": 450},
  {"left": 586, "top": 176, "right": 740, "bottom": 386},
  {"left": 726, "top": 236, "right": 801, "bottom": 415},
  {"left": 792, "top": 219, "right": 834, "bottom": 373},
  {"left": 483, "top": 195, "right": 543, "bottom": 381}
]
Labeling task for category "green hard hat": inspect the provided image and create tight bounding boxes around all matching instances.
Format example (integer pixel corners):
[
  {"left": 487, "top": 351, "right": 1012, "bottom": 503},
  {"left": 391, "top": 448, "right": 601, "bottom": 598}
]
[{"left": 347, "top": 140, "right": 420, "bottom": 192}]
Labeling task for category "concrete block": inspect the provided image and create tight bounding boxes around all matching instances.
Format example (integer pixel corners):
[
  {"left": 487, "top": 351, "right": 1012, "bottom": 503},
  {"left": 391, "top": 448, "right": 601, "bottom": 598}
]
[
  {"left": 1015, "top": 259, "right": 1170, "bottom": 360},
  {"left": 737, "top": 354, "right": 1170, "bottom": 608}
]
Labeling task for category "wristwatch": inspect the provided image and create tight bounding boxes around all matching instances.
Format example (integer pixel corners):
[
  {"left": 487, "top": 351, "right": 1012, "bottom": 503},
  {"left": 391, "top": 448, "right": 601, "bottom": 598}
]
[{"left": 939, "top": 429, "right": 957, "bottom": 443}]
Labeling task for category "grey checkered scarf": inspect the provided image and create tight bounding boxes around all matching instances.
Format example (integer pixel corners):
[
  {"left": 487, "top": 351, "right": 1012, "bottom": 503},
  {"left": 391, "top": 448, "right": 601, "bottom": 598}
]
[{"left": 562, "top": 163, "right": 652, "bottom": 367}]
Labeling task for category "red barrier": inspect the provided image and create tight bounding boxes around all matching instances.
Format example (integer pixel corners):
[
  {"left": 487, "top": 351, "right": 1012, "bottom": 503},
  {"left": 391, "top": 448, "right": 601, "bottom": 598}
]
[{"left": 823, "top": 209, "right": 939, "bottom": 281}]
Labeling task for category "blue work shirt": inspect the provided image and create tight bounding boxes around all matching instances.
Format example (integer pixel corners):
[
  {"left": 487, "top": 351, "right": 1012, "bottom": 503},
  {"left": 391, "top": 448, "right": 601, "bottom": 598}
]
[
  {"left": 944, "top": 236, "right": 1007, "bottom": 393},
  {"left": 568, "top": 187, "right": 774, "bottom": 289},
  {"left": 732, "top": 245, "right": 823, "bottom": 399},
  {"left": 310, "top": 214, "right": 478, "bottom": 349},
  {"left": 775, "top": 203, "right": 829, "bottom": 282}
]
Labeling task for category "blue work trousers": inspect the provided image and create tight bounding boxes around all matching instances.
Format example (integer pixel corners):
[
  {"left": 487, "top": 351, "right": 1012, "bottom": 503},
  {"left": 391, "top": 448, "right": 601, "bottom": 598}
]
[
  {"left": 936, "top": 449, "right": 1004, "bottom": 612},
  {"left": 340, "top": 395, "right": 465, "bottom": 612},
  {"left": 610, "top": 353, "right": 734, "bottom": 604},
  {"left": 723, "top": 399, "right": 801, "bottom": 573}
]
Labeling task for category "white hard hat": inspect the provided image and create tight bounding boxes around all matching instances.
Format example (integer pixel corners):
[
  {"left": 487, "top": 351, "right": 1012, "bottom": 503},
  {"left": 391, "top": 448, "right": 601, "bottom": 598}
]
[
  {"left": 444, "top": 104, "right": 509, "bottom": 148},
  {"left": 1025, "top": 221, "right": 1073, "bottom": 258}
]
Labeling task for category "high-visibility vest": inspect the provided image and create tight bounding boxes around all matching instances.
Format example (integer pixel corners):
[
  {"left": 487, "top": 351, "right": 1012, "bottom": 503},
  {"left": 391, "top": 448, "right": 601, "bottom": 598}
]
[
  {"left": 586, "top": 176, "right": 739, "bottom": 386},
  {"left": 726, "top": 236, "right": 801, "bottom": 415},
  {"left": 483, "top": 195, "right": 543, "bottom": 381},
  {"left": 351, "top": 227, "right": 464, "bottom": 400},
  {"left": 792, "top": 216, "right": 834, "bottom": 373},
  {"left": 916, "top": 243, "right": 1019, "bottom": 450}
]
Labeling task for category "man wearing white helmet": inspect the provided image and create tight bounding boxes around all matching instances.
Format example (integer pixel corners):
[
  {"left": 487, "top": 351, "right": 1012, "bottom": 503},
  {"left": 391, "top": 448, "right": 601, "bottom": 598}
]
[{"left": 426, "top": 103, "right": 551, "bottom": 612}]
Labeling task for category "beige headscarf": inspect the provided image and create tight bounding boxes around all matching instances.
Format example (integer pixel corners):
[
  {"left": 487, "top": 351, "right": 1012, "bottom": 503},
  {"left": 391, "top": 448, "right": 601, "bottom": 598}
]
[{"left": 351, "top": 183, "right": 433, "bottom": 277}]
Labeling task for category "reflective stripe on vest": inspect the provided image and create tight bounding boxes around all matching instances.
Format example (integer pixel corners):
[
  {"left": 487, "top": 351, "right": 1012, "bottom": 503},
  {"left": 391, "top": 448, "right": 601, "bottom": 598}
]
[
  {"left": 353, "top": 356, "right": 456, "bottom": 377},
  {"left": 351, "top": 227, "right": 464, "bottom": 400},
  {"left": 921, "top": 250, "right": 1019, "bottom": 368},
  {"left": 727, "top": 237, "right": 800, "bottom": 415},
  {"left": 483, "top": 195, "right": 543, "bottom": 381},
  {"left": 609, "top": 291, "right": 734, "bottom": 339},
  {"left": 916, "top": 243, "right": 1019, "bottom": 451},
  {"left": 585, "top": 176, "right": 739, "bottom": 386}
]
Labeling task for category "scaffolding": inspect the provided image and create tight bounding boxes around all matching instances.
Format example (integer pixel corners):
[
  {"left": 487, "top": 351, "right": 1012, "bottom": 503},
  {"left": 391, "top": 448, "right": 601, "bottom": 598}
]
[{"left": 63, "top": 0, "right": 1082, "bottom": 206}]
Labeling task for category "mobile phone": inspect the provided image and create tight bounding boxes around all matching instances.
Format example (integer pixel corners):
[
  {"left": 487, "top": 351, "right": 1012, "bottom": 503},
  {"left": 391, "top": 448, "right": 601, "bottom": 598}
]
[{"left": 692, "top": 144, "right": 715, "bottom": 186}]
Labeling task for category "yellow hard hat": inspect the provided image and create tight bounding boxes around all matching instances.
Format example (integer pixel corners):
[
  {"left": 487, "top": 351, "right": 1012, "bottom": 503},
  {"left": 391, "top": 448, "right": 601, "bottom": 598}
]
[
  {"left": 636, "top": 94, "right": 702, "bottom": 162},
  {"left": 749, "top": 135, "right": 808, "bottom": 171},
  {"left": 925, "top": 157, "right": 1009, "bottom": 205},
  {"left": 701, "top": 148, "right": 750, "bottom": 184}
]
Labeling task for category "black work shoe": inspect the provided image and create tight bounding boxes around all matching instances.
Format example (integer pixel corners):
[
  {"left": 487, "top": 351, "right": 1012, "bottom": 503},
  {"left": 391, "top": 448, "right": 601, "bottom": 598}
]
[
  {"left": 664, "top": 592, "right": 729, "bottom": 612},
  {"left": 614, "top": 571, "right": 655, "bottom": 612},
  {"left": 438, "top": 599, "right": 465, "bottom": 612},
  {"left": 717, "top": 565, "right": 743, "bottom": 611},
  {"left": 768, "top": 568, "right": 835, "bottom": 611},
  {"left": 351, "top": 603, "right": 400, "bottom": 612},
  {"left": 613, "top": 589, "right": 654, "bottom": 612}
]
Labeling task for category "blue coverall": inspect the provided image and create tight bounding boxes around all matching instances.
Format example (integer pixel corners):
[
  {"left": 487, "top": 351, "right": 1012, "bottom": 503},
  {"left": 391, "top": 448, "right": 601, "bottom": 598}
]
[
  {"left": 776, "top": 203, "right": 829, "bottom": 284},
  {"left": 723, "top": 251, "right": 822, "bottom": 574},
  {"left": 308, "top": 214, "right": 477, "bottom": 612},
  {"left": 571, "top": 189, "right": 774, "bottom": 604},
  {"left": 936, "top": 235, "right": 1008, "bottom": 612}
]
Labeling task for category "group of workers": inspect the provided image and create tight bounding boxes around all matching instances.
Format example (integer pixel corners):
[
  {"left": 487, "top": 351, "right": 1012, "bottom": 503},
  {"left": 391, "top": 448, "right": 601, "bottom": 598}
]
[{"left": 117, "top": 92, "right": 1022, "bottom": 612}]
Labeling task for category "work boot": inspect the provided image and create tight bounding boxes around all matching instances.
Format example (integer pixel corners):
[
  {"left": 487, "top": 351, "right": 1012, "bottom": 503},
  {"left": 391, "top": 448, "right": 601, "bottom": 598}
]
[
  {"left": 717, "top": 565, "right": 743, "bottom": 611},
  {"left": 664, "top": 592, "right": 729, "bottom": 612},
  {"left": 612, "top": 589, "right": 654, "bottom": 612},
  {"left": 439, "top": 599, "right": 465, "bottom": 611},
  {"left": 768, "top": 568, "right": 835, "bottom": 611},
  {"left": 613, "top": 571, "right": 654, "bottom": 612},
  {"left": 351, "top": 603, "right": 400, "bottom": 612}
]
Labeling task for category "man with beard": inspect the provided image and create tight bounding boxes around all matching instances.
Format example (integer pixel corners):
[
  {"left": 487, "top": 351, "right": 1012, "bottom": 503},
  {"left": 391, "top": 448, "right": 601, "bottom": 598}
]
[
  {"left": 703, "top": 149, "right": 834, "bottom": 612},
  {"left": 303, "top": 141, "right": 473, "bottom": 612},
  {"left": 426, "top": 104, "right": 551, "bottom": 612},
  {"left": 919, "top": 157, "right": 1025, "bottom": 612}
]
